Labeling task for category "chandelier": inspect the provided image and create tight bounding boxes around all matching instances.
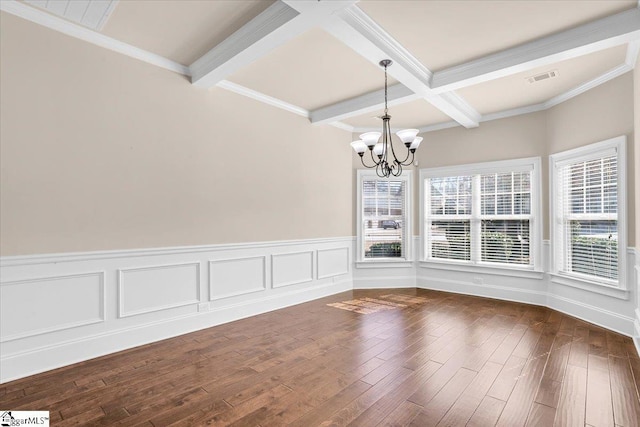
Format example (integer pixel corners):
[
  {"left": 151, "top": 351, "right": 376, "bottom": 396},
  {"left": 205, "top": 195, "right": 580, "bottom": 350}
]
[{"left": 350, "top": 59, "right": 422, "bottom": 178}]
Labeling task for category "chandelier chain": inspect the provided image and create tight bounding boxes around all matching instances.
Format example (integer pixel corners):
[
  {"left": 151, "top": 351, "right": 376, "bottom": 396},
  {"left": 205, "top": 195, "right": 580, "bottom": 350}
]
[{"left": 384, "top": 62, "right": 388, "bottom": 116}]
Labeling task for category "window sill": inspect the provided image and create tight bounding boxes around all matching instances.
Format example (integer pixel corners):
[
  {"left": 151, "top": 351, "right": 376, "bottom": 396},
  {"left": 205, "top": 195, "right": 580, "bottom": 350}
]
[
  {"left": 418, "top": 260, "right": 544, "bottom": 279},
  {"left": 549, "top": 273, "right": 629, "bottom": 300},
  {"left": 356, "top": 260, "right": 414, "bottom": 269}
]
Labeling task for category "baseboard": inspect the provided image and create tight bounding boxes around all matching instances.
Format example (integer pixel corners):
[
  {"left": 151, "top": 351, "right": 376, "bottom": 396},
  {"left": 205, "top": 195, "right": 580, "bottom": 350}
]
[
  {"left": 416, "top": 276, "right": 636, "bottom": 338},
  {"left": 0, "top": 279, "right": 351, "bottom": 383},
  {"left": 416, "top": 276, "right": 548, "bottom": 307},
  {"left": 547, "top": 294, "right": 636, "bottom": 337},
  {"left": 353, "top": 275, "right": 416, "bottom": 289},
  {"left": 634, "top": 310, "right": 640, "bottom": 358}
]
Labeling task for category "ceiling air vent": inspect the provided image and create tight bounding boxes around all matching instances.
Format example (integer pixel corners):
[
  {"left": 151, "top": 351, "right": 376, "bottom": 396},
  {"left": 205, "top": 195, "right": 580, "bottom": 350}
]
[{"left": 527, "top": 70, "right": 558, "bottom": 84}]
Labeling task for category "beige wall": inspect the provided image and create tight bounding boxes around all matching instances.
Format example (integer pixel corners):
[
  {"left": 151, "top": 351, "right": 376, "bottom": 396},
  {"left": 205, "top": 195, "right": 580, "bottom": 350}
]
[
  {"left": 546, "top": 72, "right": 635, "bottom": 246},
  {"left": 353, "top": 74, "right": 635, "bottom": 246},
  {"left": 0, "top": 13, "right": 353, "bottom": 256}
]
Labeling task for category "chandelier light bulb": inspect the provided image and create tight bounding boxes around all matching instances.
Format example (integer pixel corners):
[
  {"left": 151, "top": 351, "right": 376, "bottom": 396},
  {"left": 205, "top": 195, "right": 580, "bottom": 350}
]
[
  {"left": 359, "top": 132, "right": 381, "bottom": 148},
  {"left": 373, "top": 142, "right": 385, "bottom": 157},
  {"left": 410, "top": 136, "right": 423, "bottom": 151},
  {"left": 350, "top": 140, "right": 367, "bottom": 155},
  {"left": 396, "top": 129, "right": 419, "bottom": 145}
]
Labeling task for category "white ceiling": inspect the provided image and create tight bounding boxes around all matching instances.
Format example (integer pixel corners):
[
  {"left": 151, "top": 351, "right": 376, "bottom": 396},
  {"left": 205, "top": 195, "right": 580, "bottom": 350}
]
[{"left": 6, "top": 0, "right": 640, "bottom": 132}]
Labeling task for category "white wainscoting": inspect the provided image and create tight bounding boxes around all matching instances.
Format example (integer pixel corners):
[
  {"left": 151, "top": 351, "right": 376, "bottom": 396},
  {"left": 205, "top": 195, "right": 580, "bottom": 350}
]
[
  {"left": 0, "top": 237, "right": 353, "bottom": 383},
  {"left": 1, "top": 236, "right": 637, "bottom": 382},
  {"left": 209, "top": 256, "right": 266, "bottom": 300},
  {"left": 0, "top": 272, "right": 105, "bottom": 342},
  {"left": 271, "top": 251, "right": 314, "bottom": 289},
  {"left": 317, "top": 247, "right": 350, "bottom": 279},
  {"left": 119, "top": 262, "right": 200, "bottom": 318}
]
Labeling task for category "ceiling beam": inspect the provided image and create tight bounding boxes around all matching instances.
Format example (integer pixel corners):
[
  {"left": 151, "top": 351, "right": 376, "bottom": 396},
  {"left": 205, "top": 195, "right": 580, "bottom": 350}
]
[
  {"left": 310, "top": 83, "right": 419, "bottom": 125},
  {"left": 189, "top": 0, "right": 356, "bottom": 88},
  {"left": 322, "top": 5, "right": 480, "bottom": 128},
  {"left": 430, "top": 7, "right": 640, "bottom": 93}
]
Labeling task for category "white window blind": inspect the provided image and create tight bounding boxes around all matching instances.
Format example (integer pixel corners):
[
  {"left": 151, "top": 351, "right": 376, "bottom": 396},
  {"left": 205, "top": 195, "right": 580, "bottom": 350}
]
[
  {"left": 428, "top": 176, "right": 472, "bottom": 261},
  {"left": 480, "top": 172, "right": 531, "bottom": 265},
  {"left": 358, "top": 170, "right": 412, "bottom": 262},
  {"left": 557, "top": 154, "right": 618, "bottom": 281},
  {"left": 423, "top": 158, "right": 540, "bottom": 270}
]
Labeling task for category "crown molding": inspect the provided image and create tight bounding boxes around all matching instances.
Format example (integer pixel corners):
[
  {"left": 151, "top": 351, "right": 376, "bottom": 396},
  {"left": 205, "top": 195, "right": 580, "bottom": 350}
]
[
  {"left": 0, "top": 0, "right": 191, "bottom": 77},
  {"left": 480, "top": 103, "right": 547, "bottom": 123},
  {"left": 626, "top": 40, "right": 640, "bottom": 67},
  {"left": 543, "top": 63, "right": 632, "bottom": 109},
  {"left": 216, "top": 80, "right": 309, "bottom": 118},
  {"left": 417, "top": 121, "right": 460, "bottom": 133},
  {"left": 328, "top": 121, "right": 355, "bottom": 132},
  {"left": 310, "top": 83, "right": 419, "bottom": 125},
  {"left": 431, "top": 8, "right": 640, "bottom": 93}
]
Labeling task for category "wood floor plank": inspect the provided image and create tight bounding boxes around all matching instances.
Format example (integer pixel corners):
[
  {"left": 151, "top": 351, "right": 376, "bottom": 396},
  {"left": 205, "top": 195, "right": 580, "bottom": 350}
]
[
  {"left": 436, "top": 361, "right": 503, "bottom": 427},
  {"left": 608, "top": 355, "right": 640, "bottom": 427},
  {"left": 554, "top": 364, "right": 587, "bottom": 427},
  {"left": 408, "top": 367, "right": 477, "bottom": 427},
  {"left": 568, "top": 324, "right": 590, "bottom": 368},
  {"left": 586, "top": 354, "right": 615, "bottom": 427},
  {"left": 377, "top": 400, "right": 423, "bottom": 427},
  {"left": 1, "top": 288, "right": 639, "bottom": 427},
  {"left": 288, "top": 380, "right": 371, "bottom": 427},
  {"left": 495, "top": 356, "right": 548, "bottom": 427},
  {"left": 467, "top": 396, "right": 506, "bottom": 427},
  {"left": 348, "top": 360, "right": 442, "bottom": 427},
  {"left": 487, "top": 354, "right": 527, "bottom": 401},
  {"left": 526, "top": 402, "right": 556, "bottom": 426}
]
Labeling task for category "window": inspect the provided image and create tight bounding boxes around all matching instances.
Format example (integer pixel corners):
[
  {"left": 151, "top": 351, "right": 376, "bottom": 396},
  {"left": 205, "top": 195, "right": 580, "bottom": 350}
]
[
  {"left": 550, "top": 136, "right": 626, "bottom": 288},
  {"left": 357, "top": 170, "right": 412, "bottom": 262},
  {"left": 422, "top": 157, "right": 541, "bottom": 271}
]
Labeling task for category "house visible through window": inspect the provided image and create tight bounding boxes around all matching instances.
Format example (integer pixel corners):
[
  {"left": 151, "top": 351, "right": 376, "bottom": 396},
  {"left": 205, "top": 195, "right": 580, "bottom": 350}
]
[
  {"left": 422, "top": 157, "right": 541, "bottom": 271},
  {"left": 357, "top": 170, "right": 412, "bottom": 262}
]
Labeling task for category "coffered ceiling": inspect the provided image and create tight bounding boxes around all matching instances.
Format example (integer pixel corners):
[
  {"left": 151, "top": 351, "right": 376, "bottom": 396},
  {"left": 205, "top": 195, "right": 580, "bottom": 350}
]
[{"left": 4, "top": 0, "right": 640, "bottom": 133}]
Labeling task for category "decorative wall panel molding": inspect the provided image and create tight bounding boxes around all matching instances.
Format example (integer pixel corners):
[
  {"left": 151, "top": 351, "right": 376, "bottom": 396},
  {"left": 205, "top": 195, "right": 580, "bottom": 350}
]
[
  {"left": 118, "top": 262, "right": 200, "bottom": 318},
  {"left": 0, "top": 237, "right": 354, "bottom": 383},
  {"left": 317, "top": 247, "right": 350, "bottom": 279},
  {"left": 209, "top": 256, "right": 266, "bottom": 300},
  {"left": 0, "top": 272, "right": 104, "bottom": 342},
  {"left": 271, "top": 251, "right": 314, "bottom": 288}
]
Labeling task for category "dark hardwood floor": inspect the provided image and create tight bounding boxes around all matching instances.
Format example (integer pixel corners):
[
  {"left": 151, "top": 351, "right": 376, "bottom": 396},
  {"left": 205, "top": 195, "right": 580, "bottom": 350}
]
[{"left": 1, "top": 288, "right": 639, "bottom": 426}]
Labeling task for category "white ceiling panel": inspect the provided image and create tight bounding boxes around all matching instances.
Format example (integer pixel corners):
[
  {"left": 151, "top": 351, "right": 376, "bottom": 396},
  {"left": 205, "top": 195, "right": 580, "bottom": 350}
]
[{"left": 24, "top": 0, "right": 118, "bottom": 30}]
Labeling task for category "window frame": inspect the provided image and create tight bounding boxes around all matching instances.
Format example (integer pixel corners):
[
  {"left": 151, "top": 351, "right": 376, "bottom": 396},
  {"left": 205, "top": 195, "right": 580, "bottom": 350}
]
[
  {"left": 420, "top": 157, "right": 543, "bottom": 275},
  {"left": 356, "top": 169, "right": 413, "bottom": 266},
  {"left": 549, "top": 135, "right": 627, "bottom": 295}
]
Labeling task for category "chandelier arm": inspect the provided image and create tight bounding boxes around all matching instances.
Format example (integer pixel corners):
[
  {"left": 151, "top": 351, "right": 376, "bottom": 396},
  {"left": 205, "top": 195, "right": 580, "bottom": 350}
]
[
  {"left": 369, "top": 147, "right": 381, "bottom": 166},
  {"left": 397, "top": 147, "right": 414, "bottom": 165},
  {"left": 360, "top": 155, "right": 375, "bottom": 169}
]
